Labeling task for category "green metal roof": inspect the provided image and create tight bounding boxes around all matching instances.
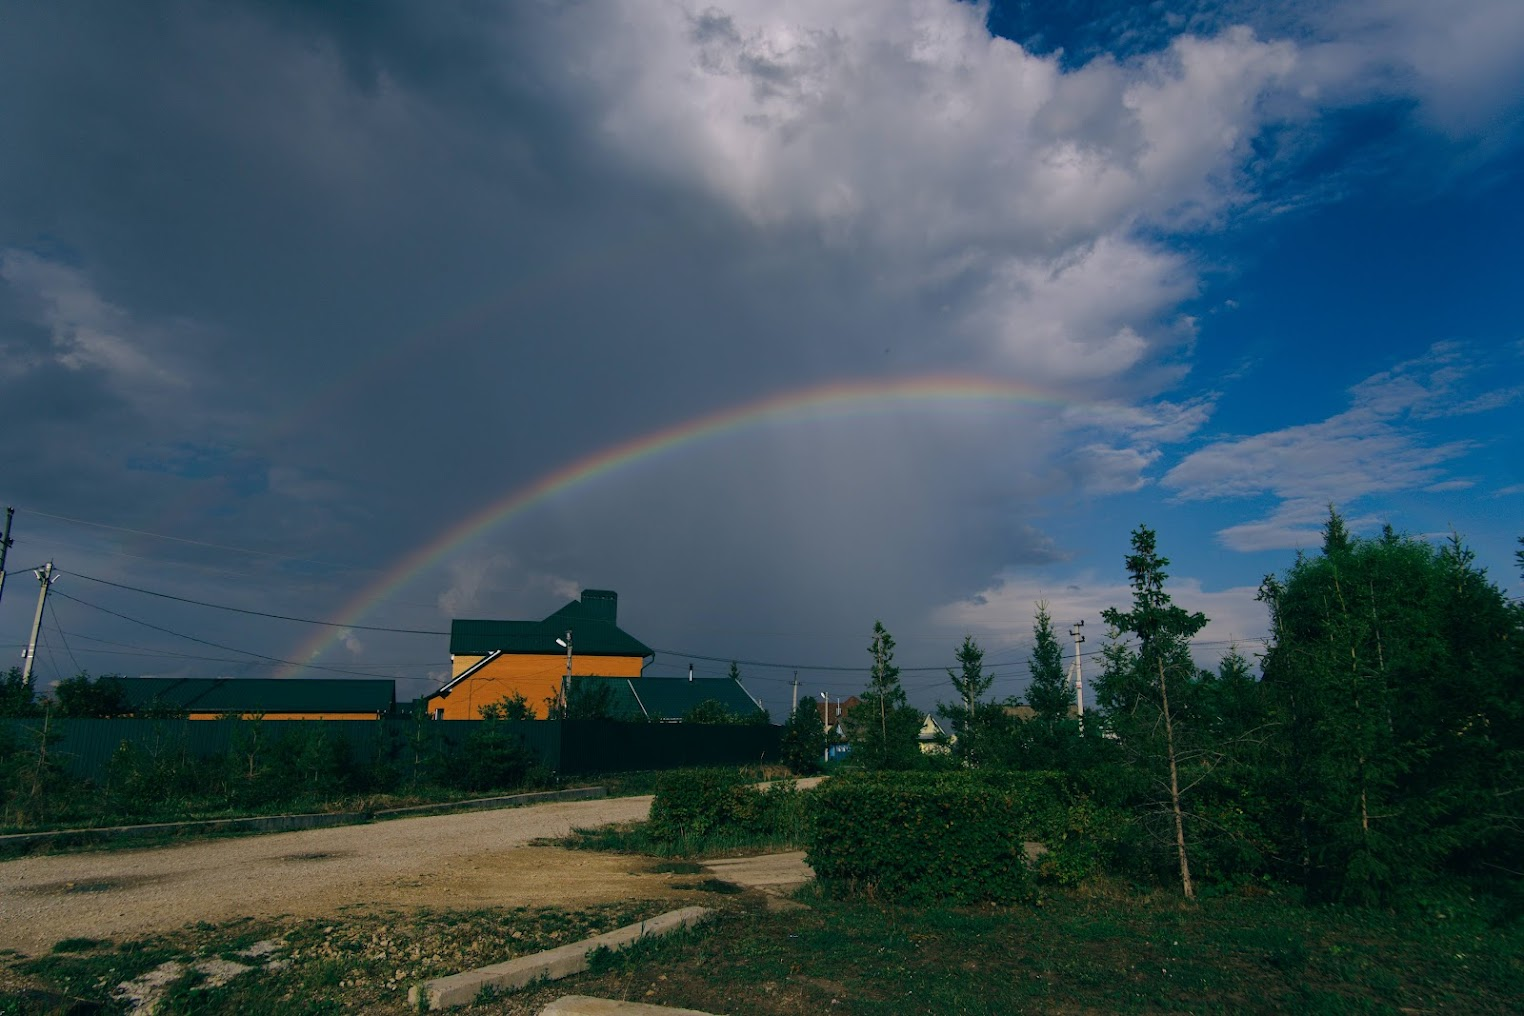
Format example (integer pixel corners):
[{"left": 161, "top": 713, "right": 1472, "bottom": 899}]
[
  {"left": 562, "top": 676, "right": 763, "bottom": 722},
  {"left": 449, "top": 589, "right": 653, "bottom": 658},
  {"left": 633, "top": 677, "right": 762, "bottom": 721},
  {"left": 115, "top": 678, "right": 395, "bottom": 714}
]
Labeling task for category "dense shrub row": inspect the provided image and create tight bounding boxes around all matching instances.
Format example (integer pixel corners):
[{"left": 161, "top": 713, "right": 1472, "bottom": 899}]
[
  {"left": 640, "top": 766, "right": 1129, "bottom": 903},
  {"left": 647, "top": 768, "right": 806, "bottom": 849},
  {"left": 805, "top": 772, "right": 1034, "bottom": 903}
]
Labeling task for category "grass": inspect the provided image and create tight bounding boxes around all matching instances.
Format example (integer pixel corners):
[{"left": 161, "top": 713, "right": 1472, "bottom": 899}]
[
  {"left": 6, "top": 866, "right": 1518, "bottom": 1015},
  {"left": 557, "top": 819, "right": 805, "bottom": 859},
  {"left": 533, "top": 882, "right": 1524, "bottom": 1015}
]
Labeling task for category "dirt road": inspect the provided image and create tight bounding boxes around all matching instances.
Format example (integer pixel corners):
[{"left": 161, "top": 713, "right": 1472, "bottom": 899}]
[{"left": 0, "top": 795, "right": 666, "bottom": 956}]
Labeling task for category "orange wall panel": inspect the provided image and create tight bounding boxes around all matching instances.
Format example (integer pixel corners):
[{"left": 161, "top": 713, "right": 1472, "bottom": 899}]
[
  {"left": 184, "top": 712, "right": 382, "bottom": 721},
  {"left": 429, "top": 653, "right": 644, "bottom": 719}
]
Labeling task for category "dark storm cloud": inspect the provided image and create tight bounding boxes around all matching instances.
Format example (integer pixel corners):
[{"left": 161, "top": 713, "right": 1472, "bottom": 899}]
[{"left": 3, "top": 0, "right": 1519, "bottom": 701}]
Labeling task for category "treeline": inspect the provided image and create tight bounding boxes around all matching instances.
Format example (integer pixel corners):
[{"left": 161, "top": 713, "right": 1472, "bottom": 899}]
[
  {"left": 0, "top": 711, "right": 549, "bottom": 830},
  {"left": 791, "top": 512, "right": 1523, "bottom": 907}
]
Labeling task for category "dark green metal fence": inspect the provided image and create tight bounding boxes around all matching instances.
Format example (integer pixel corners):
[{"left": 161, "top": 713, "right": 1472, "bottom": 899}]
[
  {"left": 0, "top": 717, "right": 780, "bottom": 783},
  {"left": 558, "top": 720, "right": 781, "bottom": 775}
]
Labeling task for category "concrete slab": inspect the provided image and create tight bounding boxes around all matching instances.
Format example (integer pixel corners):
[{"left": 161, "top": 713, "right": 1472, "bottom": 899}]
[
  {"left": 410, "top": 907, "right": 713, "bottom": 1010},
  {"left": 540, "top": 996, "right": 721, "bottom": 1016},
  {"left": 699, "top": 851, "right": 814, "bottom": 892}
]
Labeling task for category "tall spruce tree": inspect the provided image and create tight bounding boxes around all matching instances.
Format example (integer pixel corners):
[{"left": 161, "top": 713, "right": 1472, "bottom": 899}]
[
  {"left": 1025, "top": 601, "right": 1071, "bottom": 719},
  {"left": 1098, "top": 525, "right": 1208, "bottom": 899},
  {"left": 848, "top": 621, "right": 921, "bottom": 769},
  {"left": 940, "top": 635, "right": 993, "bottom": 766}
]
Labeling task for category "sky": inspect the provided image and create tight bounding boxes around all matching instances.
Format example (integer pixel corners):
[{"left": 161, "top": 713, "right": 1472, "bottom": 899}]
[{"left": 1, "top": 0, "right": 1521, "bottom": 716}]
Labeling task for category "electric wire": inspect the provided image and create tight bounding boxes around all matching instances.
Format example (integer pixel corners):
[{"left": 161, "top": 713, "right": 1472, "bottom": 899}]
[
  {"left": 18, "top": 506, "right": 379, "bottom": 572},
  {"left": 67, "top": 571, "right": 449, "bottom": 635},
  {"left": 50, "top": 628, "right": 437, "bottom": 670},
  {"left": 50, "top": 589, "right": 407, "bottom": 682},
  {"left": 52, "top": 567, "right": 1272, "bottom": 682},
  {"left": 47, "top": 598, "right": 83, "bottom": 675},
  {"left": 35, "top": 626, "right": 61, "bottom": 684}
]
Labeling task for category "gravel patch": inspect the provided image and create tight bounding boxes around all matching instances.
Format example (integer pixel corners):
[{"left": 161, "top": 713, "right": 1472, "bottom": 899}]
[{"left": 0, "top": 794, "right": 657, "bottom": 956}]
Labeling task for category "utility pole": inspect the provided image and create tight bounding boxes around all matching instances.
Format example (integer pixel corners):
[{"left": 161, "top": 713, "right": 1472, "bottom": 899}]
[
  {"left": 22, "top": 561, "right": 57, "bottom": 688},
  {"left": 555, "top": 630, "right": 573, "bottom": 717},
  {"left": 1069, "top": 620, "right": 1086, "bottom": 732},
  {"left": 819, "top": 691, "right": 830, "bottom": 766},
  {"left": 791, "top": 671, "right": 798, "bottom": 713},
  {"left": 0, "top": 506, "right": 14, "bottom": 611}
]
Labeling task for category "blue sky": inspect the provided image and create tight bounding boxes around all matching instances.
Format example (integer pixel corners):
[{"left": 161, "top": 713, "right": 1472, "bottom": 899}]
[{"left": 0, "top": 0, "right": 1520, "bottom": 713}]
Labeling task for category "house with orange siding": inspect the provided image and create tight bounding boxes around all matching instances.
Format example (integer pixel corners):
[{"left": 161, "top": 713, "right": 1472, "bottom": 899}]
[{"left": 425, "top": 589, "right": 654, "bottom": 719}]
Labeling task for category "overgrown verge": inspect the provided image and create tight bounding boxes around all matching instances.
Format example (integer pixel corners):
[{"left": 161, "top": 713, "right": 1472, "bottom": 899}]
[
  {"left": 558, "top": 881, "right": 1524, "bottom": 1016},
  {"left": 1, "top": 903, "right": 662, "bottom": 1015}
]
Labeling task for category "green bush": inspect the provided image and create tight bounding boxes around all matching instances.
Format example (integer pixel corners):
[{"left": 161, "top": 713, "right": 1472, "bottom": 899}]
[
  {"left": 804, "top": 771, "right": 1095, "bottom": 903},
  {"left": 648, "top": 769, "right": 804, "bottom": 845},
  {"left": 443, "top": 722, "right": 539, "bottom": 793}
]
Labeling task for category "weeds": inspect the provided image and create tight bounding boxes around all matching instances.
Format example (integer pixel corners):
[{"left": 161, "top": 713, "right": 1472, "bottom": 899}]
[{"left": 4, "top": 903, "right": 666, "bottom": 1014}]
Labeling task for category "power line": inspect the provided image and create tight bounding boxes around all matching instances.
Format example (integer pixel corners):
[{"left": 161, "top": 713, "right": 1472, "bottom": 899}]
[
  {"left": 35, "top": 626, "right": 62, "bottom": 685},
  {"left": 67, "top": 571, "right": 449, "bottom": 635},
  {"left": 48, "top": 627, "right": 437, "bottom": 670},
  {"left": 51, "top": 589, "right": 406, "bottom": 681},
  {"left": 55, "top": 568, "right": 1272, "bottom": 680},
  {"left": 19, "top": 506, "right": 379, "bottom": 572},
  {"left": 47, "top": 599, "right": 82, "bottom": 674}
]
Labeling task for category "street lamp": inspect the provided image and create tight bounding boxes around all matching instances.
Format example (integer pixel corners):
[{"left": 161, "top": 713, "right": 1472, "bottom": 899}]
[{"left": 556, "top": 632, "right": 572, "bottom": 717}]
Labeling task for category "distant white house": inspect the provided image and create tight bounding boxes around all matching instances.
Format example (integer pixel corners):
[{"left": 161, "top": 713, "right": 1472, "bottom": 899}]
[{"left": 918, "top": 713, "right": 952, "bottom": 755}]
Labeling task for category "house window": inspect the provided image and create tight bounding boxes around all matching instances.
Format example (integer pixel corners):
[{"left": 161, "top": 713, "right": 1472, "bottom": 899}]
[{"left": 433, "top": 708, "right": 444, "bottom": 721}]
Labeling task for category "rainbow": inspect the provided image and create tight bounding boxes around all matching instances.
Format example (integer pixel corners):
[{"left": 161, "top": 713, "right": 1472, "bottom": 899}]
[{"left": 286, "top": 374, "right": 1083, "bottom": 674}]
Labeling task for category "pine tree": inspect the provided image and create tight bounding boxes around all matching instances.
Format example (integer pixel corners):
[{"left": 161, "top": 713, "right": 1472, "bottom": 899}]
[
  {"left": 781, "top": 699, "right": 827, "bottom": 775},
  {"left": 0, "top": 666, "right": 37, "bottom": 718},
  {"left": 941, "top": 635, "right": 993, "bottom": 766},
  {"left": 1099, "top": 525, "right": 1208, "bottom": 899},
  {"left": 848, "top": 621, "right": 920, "bottom": 769},
  {"left": 1025, "top": 602, "right": 1071, "bottom": 719}
]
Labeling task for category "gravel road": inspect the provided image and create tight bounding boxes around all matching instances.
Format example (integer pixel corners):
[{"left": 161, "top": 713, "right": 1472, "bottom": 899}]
[{"left": 0, "top": 794, "right": 664, "bottom": 956}]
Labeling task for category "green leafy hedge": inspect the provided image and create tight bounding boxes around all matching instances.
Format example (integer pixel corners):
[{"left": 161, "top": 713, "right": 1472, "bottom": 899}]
[
  {"left": 804, "top": 770, "right": 1113, "bottom": 902},
  {"left": 648, "top": 769, "right": 805, "bottom": 845}
]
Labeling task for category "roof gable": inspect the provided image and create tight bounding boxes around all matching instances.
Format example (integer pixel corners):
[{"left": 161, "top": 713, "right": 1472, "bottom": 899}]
[{"left": 449, "top": 590, "right": 653, "bottom": 659}]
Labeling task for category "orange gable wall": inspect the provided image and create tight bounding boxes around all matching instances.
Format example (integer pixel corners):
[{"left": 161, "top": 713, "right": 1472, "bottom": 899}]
[
  {"left": 426, "top": 653, "right": 645, "bottom": 720},
  {"left": 184, "top": 711, "right": 383, "bottom": 721}
]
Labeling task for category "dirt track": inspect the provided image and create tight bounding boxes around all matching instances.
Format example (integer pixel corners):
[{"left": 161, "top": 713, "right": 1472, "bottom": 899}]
[{"left": 0, "top": 795, "right": 670, "bottom": 956}]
